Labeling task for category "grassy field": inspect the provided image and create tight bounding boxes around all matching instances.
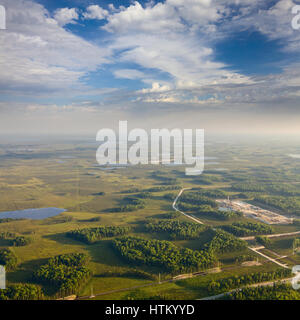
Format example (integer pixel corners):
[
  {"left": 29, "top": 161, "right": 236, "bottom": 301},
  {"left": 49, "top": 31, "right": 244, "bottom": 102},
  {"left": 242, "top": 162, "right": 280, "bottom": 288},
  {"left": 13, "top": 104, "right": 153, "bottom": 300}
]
[{"left": 0, "top": 137, "right": 300, "bottom": 299}]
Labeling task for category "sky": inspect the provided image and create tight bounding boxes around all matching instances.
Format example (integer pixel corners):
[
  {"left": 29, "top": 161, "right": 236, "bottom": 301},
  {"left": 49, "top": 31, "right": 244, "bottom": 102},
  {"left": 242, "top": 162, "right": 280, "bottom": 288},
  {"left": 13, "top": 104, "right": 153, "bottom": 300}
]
[{"left": 0, "top": 0, "right": 300, "bottom": 136}]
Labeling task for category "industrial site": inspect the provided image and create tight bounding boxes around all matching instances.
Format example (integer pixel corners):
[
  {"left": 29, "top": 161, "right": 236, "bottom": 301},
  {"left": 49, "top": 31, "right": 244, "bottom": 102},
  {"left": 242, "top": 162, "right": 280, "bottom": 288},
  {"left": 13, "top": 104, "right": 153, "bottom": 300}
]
[{"left": 216, "top": 199, "right": 293, "bottom": 225}]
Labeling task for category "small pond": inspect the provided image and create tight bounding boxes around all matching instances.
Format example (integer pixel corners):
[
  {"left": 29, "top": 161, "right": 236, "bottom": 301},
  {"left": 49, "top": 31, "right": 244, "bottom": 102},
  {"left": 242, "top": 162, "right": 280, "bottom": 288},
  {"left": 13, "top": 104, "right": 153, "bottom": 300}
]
[{"left": 0, "top": 208, "right": 66, "bottom": 220}]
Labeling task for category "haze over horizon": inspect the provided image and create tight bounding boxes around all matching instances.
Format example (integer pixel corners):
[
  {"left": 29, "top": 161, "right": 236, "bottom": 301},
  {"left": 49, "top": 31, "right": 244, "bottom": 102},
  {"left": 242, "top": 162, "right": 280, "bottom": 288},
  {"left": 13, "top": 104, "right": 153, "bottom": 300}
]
[{"left": 0, "top": 0, "right": 300, "bottom": 135}]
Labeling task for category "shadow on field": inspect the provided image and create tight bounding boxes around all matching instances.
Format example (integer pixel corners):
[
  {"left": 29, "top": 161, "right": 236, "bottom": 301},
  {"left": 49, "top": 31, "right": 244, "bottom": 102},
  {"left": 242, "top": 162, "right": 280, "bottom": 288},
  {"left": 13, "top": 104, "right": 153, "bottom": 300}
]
[
  {"left": 43, "top": 232, "right": 81, "bottom": 245},
  {"left": 7, "top": 258, "right": 49, "bottom": 284},
  {"left": 85, "top": 240, "right": 129, "bottom": 268}
]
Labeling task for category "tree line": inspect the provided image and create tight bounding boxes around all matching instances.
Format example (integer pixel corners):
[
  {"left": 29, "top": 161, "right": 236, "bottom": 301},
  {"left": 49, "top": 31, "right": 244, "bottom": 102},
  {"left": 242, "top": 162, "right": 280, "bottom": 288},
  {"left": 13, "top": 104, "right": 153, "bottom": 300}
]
[
  {"left": 226, "top": 283, "right": 300, "bottom": 300},
  {"left": 111, "top": 197, "right": 146, "bottom": 212},
  {"left": 179, "top": 192, "right": 218, "bottom": 208},
  {"left": 122, "top": 185, "right": 180, "bottom": 194},
  {"left": 0, "top": 248, "right": 17, "bottom": 271},
  {"left": 113, "top": 236, "right": 217, "bottom": 274},
  {"left": 146, "top": 219, "right": 208, "bottom": 240},
  {"left": 67, "top": 226, "right": 131, "bottom": 244},
  {"left": 208, "top": 269, "right": 292, "bottom": 295},
  {"left": 221, "top": 222, "right": 274, "bottom": 237},
  {"left": 0, "top": 284, "right": 43, "bottom": 300},
  {"left": 205, "top": 229, "right": 247, "bottom": 254},
  {"left": 254, "top": 195, "right": 300, "bottom": 215}
]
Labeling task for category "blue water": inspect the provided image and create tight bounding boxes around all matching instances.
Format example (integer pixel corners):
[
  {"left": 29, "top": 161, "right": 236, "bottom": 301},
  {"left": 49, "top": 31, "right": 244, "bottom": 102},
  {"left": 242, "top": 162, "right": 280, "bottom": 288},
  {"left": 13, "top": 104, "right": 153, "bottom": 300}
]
[{"left": 0, "top": 208, "right": 66, "bottom": 220}]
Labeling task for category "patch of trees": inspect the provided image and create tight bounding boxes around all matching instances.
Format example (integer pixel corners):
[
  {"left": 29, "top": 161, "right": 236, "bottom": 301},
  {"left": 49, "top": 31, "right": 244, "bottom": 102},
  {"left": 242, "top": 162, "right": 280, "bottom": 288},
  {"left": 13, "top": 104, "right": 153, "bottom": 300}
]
[
  {"left": 113, "top": 236, "right": 217, "bottom": 274},
  {"left": 176, "top": 202, "right": 200, "bottom": 212},
  {"left": 200, "top": 208, "right": 242, "bottom": 221},
  {"left": 221, "top": 222, "right": 274, "bottom": 237},
  {"left": 179, "top": 193, "right": 218, "bottom": 208},
  {"left": 266, "top": 184, "right": 300, "bottom": 197},
  {"left": 122, "top": 188, "right": 140, "bottom": 194},
  {"left": 0, "top": 232, "right": 32, "bottom": 247},
  {"left": 227, "top": 283, "right": 300, "bottom": 300},
  {"left": 97, "top": 269, "right": 156, "bottom": 281},
  {"left": 165, "top": 212, "right": 181, "bottom": 219},
  {"left": 255, "top": 236, "right": 271, "bottom": 247},
  {"left": 205, "top": 229, "right": 247, "bottom": 254},
  {"left": 43, "top": 214, "right": 74, "bottom": 225},
  {"left": 191, "top": 188, "right": 227, "bottom": 198},
  {"left": 0, "top": 284, "right": 43, "bottom": 300},
  {"left": 231, "top": 182, "right": 265, "bottom": 193},
  {"left": 177, "top": 203, "right": 241, "bottom": 221},
  {"left": 163, "top": 193, "right": 176, "bottom": 200},
  {"left": 92, "top": 192, "right": 105, "bottom": 196},
  {"left": 146, "top": 186, "right": 181, "bottom": 192},
  {"left": 208, "top": 269, "right": 291, "bottom": 295},
  {"left": 0, "top": 248, "right": 17, "bottom": 271},
  {"left": 122, "top": 185, "right": 181, "bottom": 195},
  {"left": 67, "top": 226, "right": 131, "bottom": 244},
  {"left": 235, "top": 254, "right": 257, "bottom": 263},
  {"left": 151, "top": 173, "right": 178, "bottom": 185},
  {"left": 191, "top": 175, "right": 219, "bottom": 185},
  {"left": 12, "top": 236, "right": 32, "bottom": 247},
  {"left": 113, "top": 197, "right": 146, "bottom": 212},
  {"left": 148, "top": 212, "right": 181, "bottom": 220},
  {"left": 0, "top": 232, "right": 16, "bottom": 239},
  {"left": 146, "top": 220, "right": 208, "bottom": 240},
  {"left": 162, "top": 212, "right": 181, "bottom": 219},
  {"left": 34, "top": 253, "right": 91, "bottom": 296},
  {"left": 136, "top": 192, "right": 152, "bottom": 199},
  {"left": 254, "top": 196, "right": 300, "bottom": 215}
]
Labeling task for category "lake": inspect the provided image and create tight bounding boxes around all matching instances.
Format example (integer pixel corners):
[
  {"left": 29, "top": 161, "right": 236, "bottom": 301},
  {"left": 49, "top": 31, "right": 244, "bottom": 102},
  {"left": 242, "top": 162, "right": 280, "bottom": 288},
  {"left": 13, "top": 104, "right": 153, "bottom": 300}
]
[{"left": 0, "top": 208, "right": 66, "bottom": 220}]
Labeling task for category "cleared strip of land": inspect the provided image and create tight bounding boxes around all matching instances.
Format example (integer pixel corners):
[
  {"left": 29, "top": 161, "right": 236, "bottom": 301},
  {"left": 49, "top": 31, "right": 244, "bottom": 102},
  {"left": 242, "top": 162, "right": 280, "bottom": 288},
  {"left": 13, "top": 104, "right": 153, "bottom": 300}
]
[
  {"left": 240, "top": 231, "right": 300, "bottom": 241},
  {"left": 248, "top": 246, "right": 289, "bottom": 269}
]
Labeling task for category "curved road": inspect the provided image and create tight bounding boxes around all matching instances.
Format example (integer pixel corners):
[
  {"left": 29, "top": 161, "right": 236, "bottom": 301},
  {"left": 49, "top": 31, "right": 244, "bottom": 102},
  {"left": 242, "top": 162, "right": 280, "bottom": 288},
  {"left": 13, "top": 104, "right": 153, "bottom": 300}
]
[{"left": 172, "top": 188, "right": 204, "bottom": 225}]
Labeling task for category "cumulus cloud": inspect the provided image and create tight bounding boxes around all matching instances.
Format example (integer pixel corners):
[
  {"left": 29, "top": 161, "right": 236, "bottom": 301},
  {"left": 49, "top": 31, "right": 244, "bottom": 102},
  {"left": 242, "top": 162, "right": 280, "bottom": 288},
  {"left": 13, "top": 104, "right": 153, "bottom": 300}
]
[
  {"left": 99, "top": 0, "right": 300, "bottom": 108},
  {"left": 138, "top": 82, "right": 172, "bottom": 93},
  {"left": 0, "top": 0, "right": 111, "bottom": 95},
  {"left": 102, "top": 0, "right": 255, "bottom": 105},
  {"left": 54, "top": 7, "right": 79, "bottom": 26},
  {"left": 83, "top": 5, "right": 109, "bottom": 20}
]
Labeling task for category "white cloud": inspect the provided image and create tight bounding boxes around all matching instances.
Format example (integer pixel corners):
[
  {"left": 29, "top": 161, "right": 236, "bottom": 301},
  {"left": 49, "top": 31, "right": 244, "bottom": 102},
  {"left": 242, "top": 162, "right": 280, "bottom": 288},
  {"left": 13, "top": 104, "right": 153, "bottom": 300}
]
[
  {"left": 0, "top": 0, "right": 111, "bottom": 95},
  {"left": 54, "top": 7, "right": 79, "bottom": 26},
  {"left": 83, "top": 5, "right": 109, "bottom": 20},
  {"left": 103, "top": 1, "right": 185, "bottom": 34},
  {"left": 138, "top": 82, "right": 172, "bottom": 93},
  {"left": 1, "top": 0, "right": 300, "bottom": 119},
  {"left": 100, "top": 0, "right": 300, "bottom": 109},
  {"left": 113, "top": 69, "right": 145, "bottom": 80}
]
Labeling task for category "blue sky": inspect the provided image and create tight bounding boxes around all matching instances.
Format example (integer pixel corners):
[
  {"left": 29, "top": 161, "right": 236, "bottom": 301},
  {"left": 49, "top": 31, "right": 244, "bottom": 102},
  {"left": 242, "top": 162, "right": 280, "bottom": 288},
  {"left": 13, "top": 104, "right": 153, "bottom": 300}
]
[{"left": 0, "top": 0, "right": 300, "bottom": 134}]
